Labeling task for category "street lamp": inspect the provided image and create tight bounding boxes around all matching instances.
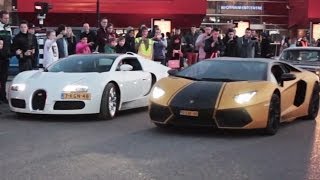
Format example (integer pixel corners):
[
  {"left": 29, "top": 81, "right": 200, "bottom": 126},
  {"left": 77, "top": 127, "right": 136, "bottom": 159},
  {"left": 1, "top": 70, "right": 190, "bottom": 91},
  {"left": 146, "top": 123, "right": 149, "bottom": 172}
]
[
  {"left": 34, "top": 2, "right": 51, "bottom": 27},
  {"left": 96, "top": 0, "right": 100, "bottom": 28}
]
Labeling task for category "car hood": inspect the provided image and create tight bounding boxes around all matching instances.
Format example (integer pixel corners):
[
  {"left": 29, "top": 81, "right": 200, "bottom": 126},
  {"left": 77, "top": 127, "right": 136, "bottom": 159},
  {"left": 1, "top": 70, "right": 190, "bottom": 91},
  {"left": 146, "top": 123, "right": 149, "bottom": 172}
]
[
  {"left": 12, "top": 71, "right": 103, "bottom": 91},
  {"left": 151, "top": 77, "right": 277, "bottom": 108},
  {"left": 287, "top": 61, "right": 320, "bottom": 68}
]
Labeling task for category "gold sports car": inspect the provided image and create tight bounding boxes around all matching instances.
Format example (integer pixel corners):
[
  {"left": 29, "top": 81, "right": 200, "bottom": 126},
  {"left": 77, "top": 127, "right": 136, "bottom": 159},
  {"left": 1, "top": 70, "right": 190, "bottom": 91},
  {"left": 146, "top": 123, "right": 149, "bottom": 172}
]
[{"left": 149, "top": 58, "right": 320, "bottom": 135}]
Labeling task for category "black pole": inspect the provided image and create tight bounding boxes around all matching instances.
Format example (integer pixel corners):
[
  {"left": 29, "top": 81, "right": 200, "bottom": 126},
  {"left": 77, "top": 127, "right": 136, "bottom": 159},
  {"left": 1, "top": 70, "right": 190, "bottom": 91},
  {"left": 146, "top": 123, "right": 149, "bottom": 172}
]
[{"left": 96, "top": 0, "right": 100, "bottom": 28}]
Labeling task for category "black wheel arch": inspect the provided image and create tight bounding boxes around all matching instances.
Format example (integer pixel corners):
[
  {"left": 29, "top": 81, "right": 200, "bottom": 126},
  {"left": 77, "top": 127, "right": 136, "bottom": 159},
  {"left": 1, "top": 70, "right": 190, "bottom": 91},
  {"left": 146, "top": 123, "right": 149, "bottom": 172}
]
[
  {"left": 144, "top": 73, "right": 157, "bottom": 96},
  {"left": 151, "top": 73, "right": 157, "bottom": 86}
]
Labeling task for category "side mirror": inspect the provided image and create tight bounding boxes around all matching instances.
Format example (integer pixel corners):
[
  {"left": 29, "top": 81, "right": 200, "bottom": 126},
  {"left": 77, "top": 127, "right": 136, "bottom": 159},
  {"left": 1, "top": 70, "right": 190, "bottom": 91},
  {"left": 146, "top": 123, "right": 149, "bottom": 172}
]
[
  {"left": 168, "top": 69, "right": 178, "bottom": 76},
  {"left": 281, "top": 73, "right": 296, "bottom": 81},
  {"left": 120, "top": 64, "right": 133, "bottom": 71}
]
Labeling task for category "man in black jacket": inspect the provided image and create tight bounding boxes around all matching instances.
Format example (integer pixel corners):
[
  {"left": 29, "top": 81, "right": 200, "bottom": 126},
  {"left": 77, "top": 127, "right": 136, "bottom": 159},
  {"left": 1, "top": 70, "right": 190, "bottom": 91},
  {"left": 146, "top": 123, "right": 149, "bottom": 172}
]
[
  {"left": 204, "top": 28, "right": 225, "bottom": 58},
  {"left": 125, "top": 29, "right": 136, "bottom": 53},
  {"left": 0, "top": 10, "right": 12, "bottom": 103},
  {"left": 80, "top": 23, "right": 97, "bottom": 52},
  {"left": 12, "top": 21, "right": 37, "bottom": 72},
  {"left": 56, "top": 24, "right": 68, "bottom": 58},
  {"left": 28, "top": 23, "right": 39, "bottom": 69},
  {"left": 96, "top": 18, "right": 108, "bottom": 53},
  {"left": 185, "top": 25, "right": 199, "bottom": 65},
  {"left": 223, "top": 29, "right": 238, "bottom": 57}
]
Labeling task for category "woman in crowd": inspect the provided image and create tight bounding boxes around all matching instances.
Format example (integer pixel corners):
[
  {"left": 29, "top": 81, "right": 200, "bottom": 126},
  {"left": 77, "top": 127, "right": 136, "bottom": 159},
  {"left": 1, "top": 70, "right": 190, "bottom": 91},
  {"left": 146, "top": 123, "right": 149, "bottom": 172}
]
[
  {"left": 66, "top": 27, "right": 77, "bottom": 55},
  {"left": 167, "top": 35, "right": 184, "bottom": 68}
]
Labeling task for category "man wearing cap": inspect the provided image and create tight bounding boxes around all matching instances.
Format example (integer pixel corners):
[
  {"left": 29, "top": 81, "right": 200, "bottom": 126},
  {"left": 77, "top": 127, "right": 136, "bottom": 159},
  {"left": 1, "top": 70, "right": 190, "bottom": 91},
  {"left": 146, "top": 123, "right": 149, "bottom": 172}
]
[{"left": 28, "top": 23, "right": 39, "bottom": 69}]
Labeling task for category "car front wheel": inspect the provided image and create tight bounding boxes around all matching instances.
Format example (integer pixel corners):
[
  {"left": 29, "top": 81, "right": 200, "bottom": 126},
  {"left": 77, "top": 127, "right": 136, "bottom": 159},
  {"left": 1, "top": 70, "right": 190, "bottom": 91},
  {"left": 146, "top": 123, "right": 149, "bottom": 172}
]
[
  {"left": 305, "top": 84, "right": 319, "bottom": 120},
  {"left": 263, "top": 94, "right": 281, "bottom": 135},
  {"left": 98, "top": 83, "right": 119, "bottom": 120}
]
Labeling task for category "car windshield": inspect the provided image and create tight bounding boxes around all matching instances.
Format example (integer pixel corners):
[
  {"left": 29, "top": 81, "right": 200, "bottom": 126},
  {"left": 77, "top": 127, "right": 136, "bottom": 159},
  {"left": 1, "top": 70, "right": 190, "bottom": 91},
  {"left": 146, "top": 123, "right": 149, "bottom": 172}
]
[
  {"left": 176, "top": 60, "right": 268, "bottom": 81},
  {"left": 47, "top": 55, "right": 118, "bottom": 73},
  {"left": 280, "top": 49, "right": 320, "bottom": 62}
]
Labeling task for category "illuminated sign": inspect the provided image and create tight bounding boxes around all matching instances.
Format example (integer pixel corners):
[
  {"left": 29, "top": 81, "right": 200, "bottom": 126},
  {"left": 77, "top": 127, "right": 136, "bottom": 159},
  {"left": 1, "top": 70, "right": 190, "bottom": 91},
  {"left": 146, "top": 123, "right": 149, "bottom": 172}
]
[{"left": 221, "top": 5, "right": 263, "bottom": 10}]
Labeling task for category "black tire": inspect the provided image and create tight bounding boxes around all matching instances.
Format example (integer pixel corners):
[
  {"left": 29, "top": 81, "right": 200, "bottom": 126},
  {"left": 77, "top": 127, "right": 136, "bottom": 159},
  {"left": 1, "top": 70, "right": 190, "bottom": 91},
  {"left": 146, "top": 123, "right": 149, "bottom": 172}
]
[
  {"left": 98, "top": 83, "right": 119, "bottom": 120},
  {"left": 154, "top": 122, "right": 170, "bottom": 128},
  {"left": 16, "top": 112, "right": 30, "bottom": 118},
  {"left": 263, "top": 94, "right": 281, "bottom": 135},
  {"left": 305, "top": 84, "right": 319, "bottom": 120}
]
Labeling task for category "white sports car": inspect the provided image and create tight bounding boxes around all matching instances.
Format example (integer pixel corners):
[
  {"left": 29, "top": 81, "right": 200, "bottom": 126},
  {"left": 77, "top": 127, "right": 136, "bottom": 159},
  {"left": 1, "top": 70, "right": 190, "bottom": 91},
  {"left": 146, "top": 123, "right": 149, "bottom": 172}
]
[{"left": 9, "top": 53, "right": 170, "bottom": 119}]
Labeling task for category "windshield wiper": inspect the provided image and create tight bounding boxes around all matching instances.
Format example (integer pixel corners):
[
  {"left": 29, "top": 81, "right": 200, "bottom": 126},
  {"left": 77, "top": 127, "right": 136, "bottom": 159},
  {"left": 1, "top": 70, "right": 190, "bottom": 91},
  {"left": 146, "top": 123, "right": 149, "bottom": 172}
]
[
  {"left": 283, "top": 59, "right": 302, "bottom": 63},
  {"left": 200, "top": 78, "right": 243, "bottom": 82}
]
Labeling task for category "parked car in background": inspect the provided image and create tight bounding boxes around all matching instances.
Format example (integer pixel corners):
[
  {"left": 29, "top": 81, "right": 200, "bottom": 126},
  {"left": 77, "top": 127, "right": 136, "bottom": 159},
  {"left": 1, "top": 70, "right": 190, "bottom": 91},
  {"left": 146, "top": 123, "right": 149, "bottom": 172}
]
[{"left": 279, "top": 47, "right": 320, "bottom": 77}]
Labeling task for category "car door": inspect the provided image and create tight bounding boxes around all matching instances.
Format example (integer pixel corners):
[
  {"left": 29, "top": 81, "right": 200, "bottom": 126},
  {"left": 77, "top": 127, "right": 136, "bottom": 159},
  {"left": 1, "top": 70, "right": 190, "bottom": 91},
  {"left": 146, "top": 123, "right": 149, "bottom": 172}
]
[
  {"left": 116, "top": 58, "right": 151, "bottom": 101},
  {"left": 272, "top": 63, "right": 300, "bottom": 119}
]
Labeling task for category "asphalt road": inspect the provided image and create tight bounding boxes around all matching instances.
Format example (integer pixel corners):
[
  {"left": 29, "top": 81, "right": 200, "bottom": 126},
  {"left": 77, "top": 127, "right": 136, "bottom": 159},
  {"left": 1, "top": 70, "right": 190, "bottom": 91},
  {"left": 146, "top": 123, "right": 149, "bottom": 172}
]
[{"left": 0, "top": 104, "right": 319, "bottom": 180}]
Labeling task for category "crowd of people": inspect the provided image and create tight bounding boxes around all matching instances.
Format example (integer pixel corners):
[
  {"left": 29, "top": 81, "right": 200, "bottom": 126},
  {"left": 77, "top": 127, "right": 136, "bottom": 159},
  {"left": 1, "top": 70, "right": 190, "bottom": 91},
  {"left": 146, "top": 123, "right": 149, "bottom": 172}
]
[
  {"left": 38, "top": 20, "right": 275, "bottom": 69},
  {"left": 0, "top": 9, "right": 319, "bottom": 106}
]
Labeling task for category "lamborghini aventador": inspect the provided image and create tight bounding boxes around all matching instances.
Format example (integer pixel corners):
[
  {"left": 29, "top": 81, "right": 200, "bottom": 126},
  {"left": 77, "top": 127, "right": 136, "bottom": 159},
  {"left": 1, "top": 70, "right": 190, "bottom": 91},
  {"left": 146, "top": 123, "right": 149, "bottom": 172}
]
[{"left": 149, "top": 58, "right": 319, "bottom": 135}]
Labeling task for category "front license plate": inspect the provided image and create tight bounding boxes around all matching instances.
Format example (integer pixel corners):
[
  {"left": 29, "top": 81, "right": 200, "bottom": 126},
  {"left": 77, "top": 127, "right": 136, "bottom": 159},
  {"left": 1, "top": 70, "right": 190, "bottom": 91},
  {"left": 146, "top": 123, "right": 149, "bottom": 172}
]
[
  {"left": 61, "top": 92, "right": 91, "bottom": 100},
  {"left": 180, "top": 110, "right": 199, "bottom": 117}
]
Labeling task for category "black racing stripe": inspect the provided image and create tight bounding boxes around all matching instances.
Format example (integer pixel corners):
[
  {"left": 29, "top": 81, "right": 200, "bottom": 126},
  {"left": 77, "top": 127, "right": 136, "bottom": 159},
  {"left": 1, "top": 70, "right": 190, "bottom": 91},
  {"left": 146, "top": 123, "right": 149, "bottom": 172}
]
[
  {"left": 168, "top": 81, "right": 224, "bottom": 126},
  {"left": 170, "top": 81, "right": 224, "bottom": 110}
]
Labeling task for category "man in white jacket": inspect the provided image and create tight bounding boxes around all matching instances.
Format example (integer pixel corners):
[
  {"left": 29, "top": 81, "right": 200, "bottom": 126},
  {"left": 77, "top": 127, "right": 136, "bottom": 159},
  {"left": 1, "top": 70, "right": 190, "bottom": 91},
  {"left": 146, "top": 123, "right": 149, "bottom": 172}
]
[
  {"left": 195, "top": 25, "right": 212, "bottom": 61},
  {"left": 43, "top": 30, "right": 63, "bottom": 68}
]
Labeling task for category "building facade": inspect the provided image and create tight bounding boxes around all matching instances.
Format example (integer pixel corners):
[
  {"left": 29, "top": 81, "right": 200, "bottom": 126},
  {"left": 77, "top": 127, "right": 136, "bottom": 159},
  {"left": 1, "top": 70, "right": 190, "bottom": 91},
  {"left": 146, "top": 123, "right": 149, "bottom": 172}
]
[
  {"left": 14, "top": 0, "right": 207, "bottom": 30},
  {"left": 203, "top": 0, "right": 288, "bottom": 35},
  {"left": 288, "top": 0, "right": 320, "bottom": 40}
]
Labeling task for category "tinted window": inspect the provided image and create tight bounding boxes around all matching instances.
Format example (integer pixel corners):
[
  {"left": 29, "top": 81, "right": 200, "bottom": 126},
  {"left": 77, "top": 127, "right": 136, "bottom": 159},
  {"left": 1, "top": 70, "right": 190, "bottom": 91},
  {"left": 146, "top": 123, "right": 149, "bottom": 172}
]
[
  {"left": 280, "top": 50, "right": 320, "bottom": 62},
  {"left": 47, "top": 55, "right": 118, "bottom": 73},
  {"left": 176, "top": 60, "right": 268, "bottom": 81}
]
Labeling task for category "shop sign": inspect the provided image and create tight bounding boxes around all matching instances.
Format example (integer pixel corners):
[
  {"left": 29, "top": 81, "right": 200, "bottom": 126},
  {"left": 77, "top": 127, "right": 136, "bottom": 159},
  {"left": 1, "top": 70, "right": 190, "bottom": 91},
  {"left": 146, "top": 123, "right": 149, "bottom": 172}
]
[{"left": 221, "top": 5, "right": 263, "bottom": 11}]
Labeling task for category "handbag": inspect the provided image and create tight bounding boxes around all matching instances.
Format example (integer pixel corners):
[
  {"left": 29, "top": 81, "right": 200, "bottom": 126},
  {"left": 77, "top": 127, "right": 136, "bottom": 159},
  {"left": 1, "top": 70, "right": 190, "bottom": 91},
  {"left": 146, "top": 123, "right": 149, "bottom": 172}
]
[
  {"left": 168, "top": 45, "right": 182, "bottom": 69},
  {"left": 210, "top": 52, "right": 219, "bottom": 59},
  {"left": 168, "top": 59, "right": 180, "bottom": 69}
]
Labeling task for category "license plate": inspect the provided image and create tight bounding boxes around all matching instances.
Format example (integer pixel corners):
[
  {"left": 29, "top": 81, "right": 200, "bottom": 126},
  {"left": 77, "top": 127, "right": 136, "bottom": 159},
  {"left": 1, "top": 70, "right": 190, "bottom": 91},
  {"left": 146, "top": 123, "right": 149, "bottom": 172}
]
[
  {"left": 61, "top": 92, "right": 91, "bottom": 100},
  {"left": 180, "top": 110, "right": 199, "bottom": 117}
]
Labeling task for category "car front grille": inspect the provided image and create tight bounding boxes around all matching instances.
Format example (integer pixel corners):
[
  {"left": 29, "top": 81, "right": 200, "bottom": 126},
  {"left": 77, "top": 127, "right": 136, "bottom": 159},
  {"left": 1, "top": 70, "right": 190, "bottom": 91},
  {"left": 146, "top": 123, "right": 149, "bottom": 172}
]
[
  {"left": 32, "top": 90, "right": 47, "bottom": 110},
  {"left": 149, "top": 103, "right": 172, "bottom": 123},
  {"left": 54, "top": 101, "right": 85, "bottom": 110},
  {"left": 11, "top": 98, "right": 26, "bottom": 109}
]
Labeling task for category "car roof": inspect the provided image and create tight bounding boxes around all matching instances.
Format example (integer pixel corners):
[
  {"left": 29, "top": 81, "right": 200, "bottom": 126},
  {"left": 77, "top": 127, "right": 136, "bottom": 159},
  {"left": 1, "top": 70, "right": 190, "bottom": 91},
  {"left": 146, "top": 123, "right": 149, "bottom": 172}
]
[
  {"left": 66, "top": 53, "right": 143, "bottom": 60},
  {"left": 283, "top": 47, "right": 320, "bottom": 51},
  {"left": 211, "top": 57, "right": 276, "bottom": 64},
  {"left": 67, "top": 53, "right": 120, "bottom": 59}
]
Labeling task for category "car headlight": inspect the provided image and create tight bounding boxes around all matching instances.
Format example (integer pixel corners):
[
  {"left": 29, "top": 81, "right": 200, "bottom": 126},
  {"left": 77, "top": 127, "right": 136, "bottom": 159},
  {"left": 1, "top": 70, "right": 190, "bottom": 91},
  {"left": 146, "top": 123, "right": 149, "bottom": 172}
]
[
  {"left": 234, "top": 91, "right": 257, "bottom": 104},
  {"left": 11, "top": 84, "right": 26, "bottom": 91},
  {"left": 152, "top": 86, "right": 165, "bottom": 99},
  {"left": 63, "top": 85, "right": 88, "bottom": 92}
]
